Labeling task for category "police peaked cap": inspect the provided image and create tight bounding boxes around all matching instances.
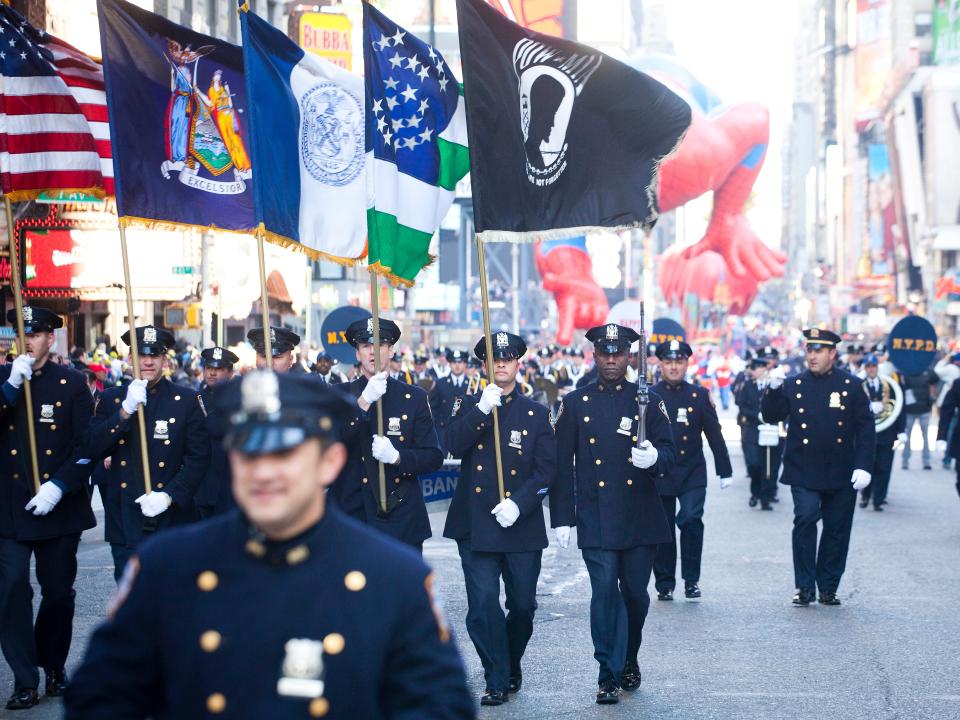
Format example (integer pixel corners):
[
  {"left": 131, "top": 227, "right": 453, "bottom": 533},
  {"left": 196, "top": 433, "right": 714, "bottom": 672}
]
[
  {"left": 314, "top": 351, "right": 334, "bottom": 363},
  {"left": 467, "top": 356, "right": 484, "bottom": 368},
  {"left": 390, "top": 352, "right": 403, "bottom": 363},
  {"left": 803, "top": 327, "right": 841, "bottom": 348},
  {"left": 474, "top": 332, "right": 527, "bottom": 361},
  {"left": 446, "top": 348, "right": 469, "bottom": 362},
  {"left": 758, "top": 345, "right": 779, "bottom": 360},
  {"left": 121, "top": 325, "right": 175, "bottom": 356},
  {"left": 585, "top": 323, "right": 641, "bottom": 354},
  {"left": 201, "top": 346, "right": 239, "bottom": 368},
  {"left": 247, "top": 326, "right": 300, "bottom": 356},
  {"left": 213, "top": 370, "right": 355, "bottom": 455},
  {"left": 655, "top": 339, "right": 693, "bottom": 360},
  {"left": 748, "top": 356, "right": 768, "bottom": 369},
  {"left": 413, "top": 353, "right": 428, "bottom": 364},
  {"left": 863, "top": 354, "right": 879, "bottom": 366},
  {"left": 345, "top": 317, "right": 401, "bottom": 348},
  {"left": 7, "top": 306, "right": 62, "bottom": 334}
]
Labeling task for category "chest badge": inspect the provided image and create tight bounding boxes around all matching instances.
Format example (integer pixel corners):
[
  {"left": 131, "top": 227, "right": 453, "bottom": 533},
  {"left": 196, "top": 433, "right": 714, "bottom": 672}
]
[
  {"left": 153, "top": 419, "right": 169, "bottom": 440},
  {"left": 677, "top": 407, "right": 689, "bottom": 425},
  {"left": 617, "top": 416, "right": 632, "bottom": 436},
  {"left": 509, "top": 429, "right": 522, "bottom": 448},
  {"left": 829, "top": 392, "right": 841, "bottom": 409},
  {"left": 387, "top": 417, "right": 402, "bottom": 436},
  {"left": 277, "top": 638, "right": 325, "bottom": 699},
  {"left": 39, "top": 404, "right": 55, "bottom": 423}
]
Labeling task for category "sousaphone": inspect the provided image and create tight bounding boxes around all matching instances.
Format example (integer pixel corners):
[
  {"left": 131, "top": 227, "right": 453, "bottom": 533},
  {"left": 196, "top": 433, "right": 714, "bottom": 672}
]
[{"left": 870, "top": 375, "right": 904, "bottom": 432}]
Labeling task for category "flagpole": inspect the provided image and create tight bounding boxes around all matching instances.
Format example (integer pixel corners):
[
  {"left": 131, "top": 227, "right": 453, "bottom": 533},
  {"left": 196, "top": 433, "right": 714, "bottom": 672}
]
[
  {"left": 255, "top": 231, "right": 273, "bottom": 361},
  {"left": 118, "top": 224, "right": 153, "bottom": 496},
  {"left": 475, "top": 234, "right": 506, "bottom": 502},
  {"left": 4, "top": 197, "right": 41, "bottom": 494},
  {"left": 369, "top": 269, "right": 388, "bottom": 514}
]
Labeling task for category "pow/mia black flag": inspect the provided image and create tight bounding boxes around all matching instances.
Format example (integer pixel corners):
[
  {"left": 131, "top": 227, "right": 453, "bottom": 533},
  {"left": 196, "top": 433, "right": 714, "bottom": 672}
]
[{"left": 455, "top": 0, "right": 691, "bottom": 241}]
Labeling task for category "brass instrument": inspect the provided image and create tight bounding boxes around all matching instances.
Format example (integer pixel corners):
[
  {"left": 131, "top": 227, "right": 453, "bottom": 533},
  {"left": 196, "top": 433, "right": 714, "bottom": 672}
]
[{"left": 866, "top": 374, "right": 904, "bottom": 432}]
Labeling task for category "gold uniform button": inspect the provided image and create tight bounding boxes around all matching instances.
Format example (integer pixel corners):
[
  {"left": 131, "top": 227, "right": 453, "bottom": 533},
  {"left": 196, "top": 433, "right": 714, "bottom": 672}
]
[
  {"left": 344, "top": 571, "right": 366, "bottom": 591},
  {"left": 842, "top": 391, "right": 848, "bottom": 397},
  {"left": 197, "top": 571, "right": 218, "bottom": 592},
  {"left": 157, "top": 483, "right": 164, "bottom": 489},
  {"left": 119, "top": 439, "right": 125, "bottom": 445},
  {"left": 45, "top": 449, "right": 52, "bottom": 455},
  {"left": 627, "top": 479, "right": 633, "bottom": 486},
  {"left": 43, "top": 473, "right": 49, "bottom": 479},
  {"left": 510, "top": 469, "right": 517, "bottom": 476},
  {"left": 286, "top": 546, "right": 310, "bottom": 565},
  {"left": 528, "top": 410, "right": 534, "bottom": 416},
  {"left": 59, "top": 379, "right": 67, "bottom": 385},
  {"left": 583, "top": 416, "right": 590, "bottom": 422},
  {"left": 50, "top": 425, "right": 56, "bottom": 431},
  {"left": 362, "top": 477, "right": 368, "bottom": 484},
  {"left": 589, "top": 438, "right": 596, "bottom": 444},
  {"left": 169, "top": 418, "right": 176, "bottom": 423},
  {"left": 598, "top": 481, "right": 605, "bottom": 487},
  {"left": 796, "top": 393, "right": 802, "bottom": 399},
  {"left": 12, "top": 473, "right": 19, "bottom": 480},
  {"left": 688, "top": 407, "right": 694, "bottom": 412},
  {"left": 55, "top": 401, "right": 61, "bottom": 407},
  {"left": 402, "top": 414, "right": 408, "bottom": 420},
  {"left": 801, "top": 423, "right": 807, "bottom": 429},
  {"left": 476, "top": 465, "right": 483, "bottom": 471},
  {"left": 682, "top": 436, "right": 688, "bottom": 441},
  {"left": 522, "top": 430, "right": 528, "bottom": 435},
  {"left": 174, "top": 395, "right": 181, "bottom": 401},
  {"left": 798, "top": 408, "right": 805, "bottom": 414},
  {"left": 837, "top": 421, "right": 843, "bottom": 427},
  {"left": 803, "top": 439, "right": 809, "bottom": 445},
  {"left": 505, "top": 491, "right": 511, "bottom": 498},
  {"left": 837, "top": 438, "right": 843, "bottom": 444},
  {"left": 595, "top": 459, "right": 602, "bottom": 465},
  {"left": 477, "top": 444, "right": 483, "bottom": 450},
  {"left": 200, "top": 630, "right": 221, "bottom": 652},
  {"left": 158, "top": 462, "right": 165, "bottom": 468},
  {"left": 206, "top": 693, "right": 226, "bottom": 714},
  {"left": 680, "top": 450, "right": 685, "bottom": 456},
  {"left": 394, "top": 478, "right": 400, "bottom": 484},
  {"left": 405, "top": 393, "right": 411, "bottom": 399},
  {"left": 475, "top": 486, "right": 482, "bottom": 493},
  {"left": 164, "top": 440, "right": 170, "bottom": 446},
  {"left": 10, "top": 449, "right": 16, "bottom": 456},
  {"left": 309, "top": 698, "right": 330, "bottom": 718},
  {"left": 120, "top": 460, "right": 127, "bottom": 467},
  {"left": 323, "top": 633, "right": 345, "bottom": 655},
  {"left": 120, "top": 482, "right": 127, "bottom": 489}
]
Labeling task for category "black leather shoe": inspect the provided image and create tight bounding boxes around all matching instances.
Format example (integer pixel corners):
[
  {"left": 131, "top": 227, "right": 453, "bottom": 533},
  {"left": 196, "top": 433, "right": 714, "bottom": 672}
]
[
  {"left": 792, "top": 588, "right": 815, "bottom": 606},
  {"left": 620, "top": 661, "right": 641, "bottom": 691},
  {"left": 748, "top": 495, "right": 758, "bottom": 507},
  {"left": 923, "top": 464, "right": 932, "bottom": 470},
  {"left": 761, "top": 502, "right": 773, "bottom": 510},
  {"left": 507, "top": 673, "right": 522, "bottom": 694},
  {"left": 771, "top": 496, "right": 780, "bottom": 503},
  {"left": 873, "top": 505, "right": 884, "bottom": 512},
  {"left": 480, "top": 689, "right": 509, "bottom": 706},
  {"left": 818, "top": 591, "right": 841, "bottom": 605},
  {"left": 657, "top": 589, "right": 673, "bottom": 601},
  {"left": 6, "top": 688, "right": 39, "bottom": 710},
  {"left": 685, "top": 583, "right": 701, "bottom": 599},
  {"left": 45, "top": 669, "right": 68, "bottom": 697},
  {"left": 596, "top": 681, "right": 621, "bottom": 704},
  {"left": 859, "top": 498, "right": 868, "bottom": 508}
]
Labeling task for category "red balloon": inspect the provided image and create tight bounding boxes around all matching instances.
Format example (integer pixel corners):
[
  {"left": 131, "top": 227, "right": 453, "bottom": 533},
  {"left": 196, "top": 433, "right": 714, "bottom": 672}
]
[{"left": 534, "top": 242, "right": 609, "bottom": 346}]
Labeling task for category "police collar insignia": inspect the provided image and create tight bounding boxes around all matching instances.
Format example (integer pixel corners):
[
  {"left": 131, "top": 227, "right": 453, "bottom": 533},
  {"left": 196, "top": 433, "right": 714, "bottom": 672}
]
[
  {"left": 606, "top": 324, "right": 618, "bottom": 340},
  {"left": 240, "top": 370, "right": 281, "bottom": 417},
  {"left": 213, "top": 348, "right": 223, "bottom": 360},
  {"left": 144, "top": 326, "right": 157, "bottom": 344},
  {"left": 22, "top": 307, "right": 32, "bottom": 323},
  {"left": 496, "top": 332, "right": 508, "bottom": 348},
  {"left": 277, "top": 638, "right": 325, "bottom": 699}
]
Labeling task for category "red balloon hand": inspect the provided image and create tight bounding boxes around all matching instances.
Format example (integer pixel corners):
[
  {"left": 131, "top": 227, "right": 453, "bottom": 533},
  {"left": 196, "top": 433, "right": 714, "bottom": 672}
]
[
  {"left": 682, "top": 213, "right": 786, "bottom": 281},
  {"left": 535, "top": 243, "right": 609, "bottom": 346}
]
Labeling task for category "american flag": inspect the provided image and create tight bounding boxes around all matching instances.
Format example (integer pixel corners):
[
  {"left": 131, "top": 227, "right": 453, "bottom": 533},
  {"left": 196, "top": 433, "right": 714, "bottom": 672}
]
[{"left": 0, "top": 5, "right": 113, "bottom": 200}]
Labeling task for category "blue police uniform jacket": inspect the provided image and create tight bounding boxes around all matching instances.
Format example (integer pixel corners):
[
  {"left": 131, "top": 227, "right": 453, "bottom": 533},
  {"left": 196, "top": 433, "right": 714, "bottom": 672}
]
[
  {"left": 85, "top": 377, "right": 210, "bottom": 548},
  {"left": 430, "top": 374, "right": 470, "bottom": 434},
  {"left": 936, "top": 380, "right": 960, "bottom": 458},
  {"left": 761, "top": 368, "right": 875, "bottom": 490},
  {"left": 195, "top": 386, "right": 234, "bottom": 515},
  {"left": 653, "top": 380, "right": 732, "bottom": 496},
  {"left": 550, "top": 380, "right": 675, "bottom": 550},
  {"left": 63, "top": 506, "right": 475, "bottom": 720},
  {"left": 733, "top": 374, "right": 762, "bottom": 445},
  {"left": 443, "top": 387, "right": 556, "bottom": 553},
  {"left": 0, "top": 363, "right": 95, "bottom": 541},
  {"left": 332, "top": 377, "right": 443, "bottom": 546}
]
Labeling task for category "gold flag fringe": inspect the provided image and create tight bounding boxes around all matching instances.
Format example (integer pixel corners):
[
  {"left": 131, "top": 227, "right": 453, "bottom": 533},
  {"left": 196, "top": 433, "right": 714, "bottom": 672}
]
[{"left": 367, "top": 253, "right": 436, "bottom": 289}]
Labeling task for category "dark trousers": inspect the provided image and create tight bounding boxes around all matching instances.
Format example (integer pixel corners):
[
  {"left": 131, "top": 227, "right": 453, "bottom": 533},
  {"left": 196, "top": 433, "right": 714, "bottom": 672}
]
[
  {"left": 790, "top": 485, "right": 857, "bottom": 593},
  {"left": 110, "top": 543, "right": 134, "bottom": 584},
  {"left": 744, "top": 440, "right": 779, "bottom": 502},
  {"left": 654, "top": 487, "right": 706, "bottom": 592},
  {"left": 457, "top": 542, "right": 541, "bottom": 692},
  {"left": 0, "top": 533, "right": 81, "bottom": 689},
  {"left": 581, "top": 545, "right": 657, "bottom": 685},
  {"left": 862, "top": 439, "right": 895, "bottom": 508},
  {"left": 955, "top": 464, "right": 960, "bottom": 499}
]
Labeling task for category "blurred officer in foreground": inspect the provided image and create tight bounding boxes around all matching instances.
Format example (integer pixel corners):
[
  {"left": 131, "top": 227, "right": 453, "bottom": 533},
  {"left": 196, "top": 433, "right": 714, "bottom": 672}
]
[
  {"left": 936, "top": 352, "right": 960, "bottom": 501},
  {"left": 0, "top": 307, "right": 95, "bottom": 709},
  {"left": 444, "top": 332, "right": 556, "bottom": 706},
  {"left": 247, "top": 327, "right": 301, "bottom": 373},
  {"left": 861, "top": 355, "right": 906, "bottom": 511},
  {"left": 85, "top": 326, "right": 210, "bottom": 582},
  {"left": 652, "top": 340, "right": 732, "bottom": 601},
  {"left": 196, "top": 347, "right": 239, "bottom": 520},
  {"left": 65, "top": 371, "right": 474, "bottom": 719},
  {"left": 551, "top": 324, "right": 675, "bottom": 705},
  {"left": 761, "top": 328, "right": 875, "bottom": 606}
]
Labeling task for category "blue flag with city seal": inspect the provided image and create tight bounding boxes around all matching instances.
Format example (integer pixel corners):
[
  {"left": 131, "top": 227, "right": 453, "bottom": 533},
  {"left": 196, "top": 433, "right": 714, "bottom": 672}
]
[{"left": 97, "top": 0, "right": 255, "bottom": 231}]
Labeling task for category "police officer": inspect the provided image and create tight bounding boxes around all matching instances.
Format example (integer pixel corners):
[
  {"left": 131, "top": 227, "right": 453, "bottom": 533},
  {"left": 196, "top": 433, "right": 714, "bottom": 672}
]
[
  {"left": 0, "top": 307, "right": 95, "bottom": 708},
  {"left": 551, "top": 323, "right": 675, "bottom": 704},
  {"left": 388, "top": 352, "right": 414, "bottom": 384},
  {"left": 761, "top": 328, "right": 875, "bottom": 606},
  {"left": 247, "top": 326, "right": 301, "bottom": 373},
  {"left": 330, "top": 318, "right": 443, "bottom": 551},
  {"left": 430, "top": 349, "right": 470, "bottom": 447},
  {"left": 734, "top": 355, "right": 780, "bottom": 510},
  {"left": 196, "top": 347, "right": 239, "bottom": 520},
  {"left": 313, "top": 351, "right": 344, "bottom": 384},
  {"left": 861, "top": 355, "right": 906, "bottom": 511},
  {"left": 64, "top": 370, "right": 475, "bottom": 719},
  {"left": 444, "top": 332, "right": 556, "bottom": 706},
  {"left": 935, "top": 355, "right": 960, "bottom": 500},
  {"left": 652, "top": 340, "right": 732, "bottom": 601},
  {"left": 85, "top": 326, "right": 211, "bottom": 581}
]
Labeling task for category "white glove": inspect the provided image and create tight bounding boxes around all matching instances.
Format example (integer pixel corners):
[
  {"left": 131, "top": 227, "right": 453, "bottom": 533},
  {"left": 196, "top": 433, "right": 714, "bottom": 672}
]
[
  {"left": 766, "top": 366, "right": 786, "bottom": 389},
  {"left": 477, "top": 384, "right": 503, "bottom": 415},
  {"left": 121, "top": 379, "right": 148, "bottom": 415},
  {"left": 361, "top": 372, "right": 388, "bottom": 405},
  {"left": 896, "top": 432, "right": 907, "bottom": 446},
  {"left": 371, "top": 435, "right": 400, "bottom": 465},
  {"left": 869, "top": 401, "right": 884, "bottom": 415},
  {"left": 719, "top": 476, "right": 732, "bottom": 490},
  {"left": 631, "top": 441, "right": 658, "bottom": 470},
  {"left": 491, "top": 498, "right": 520, "bottom": 528},
  {"left": 554, "top": 526, "right": 572, "bottom": 549},
  {"left": 134, "top": 491, "right": 172, "bottom": 518},
  {"left": 851, "top": 469, "right": 871, "bottom": 491},
  {"left": 936, "top": 439, "right": 948, "bottom": 454},
  {"left": 7, "top": 355, "right": 35, "bottom": 389},
  {"left": 24, "top": 481, "right": 63, "bottom": 516}
]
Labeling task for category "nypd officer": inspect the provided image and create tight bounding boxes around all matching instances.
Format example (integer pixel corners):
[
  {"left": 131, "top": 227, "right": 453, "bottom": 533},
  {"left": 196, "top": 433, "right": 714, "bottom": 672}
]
[
  {"left": 247, "top": 326, "right": 301, "bottom": 373},
  {"left": 0, "top": 307, "right": 95, "bottom": 709},
  {"left": 551, "top": 323, "right": 675, "bottom": 704},
  {"left": 861, "top": 354, "right": 906, "bottom": 511},
  {"left": 652, "top": 340, "right": 732, "bottom": 601},
  {"left": 64, "top": 370, "right": 475, "bottom": 719},
  {"left": 444, "top": 332, "right": 556, "bottom": 707},
  {"left": 430, "top": 349, "right": 471, "bottom": 444},
  {"left": 196, "top": 347, "right": 239, "bottom": 519},
  {"left": 330, "top": 318, "right": 443, "bottom": 551},
  {"left": 84, "top": 326, "right": 210, "bottom": 581},
  {"left": 761, "top": 328, "right": 875, "bottom": 606},
  {"left": 734, "top": 354, "right": 780, "bottom": 510}
]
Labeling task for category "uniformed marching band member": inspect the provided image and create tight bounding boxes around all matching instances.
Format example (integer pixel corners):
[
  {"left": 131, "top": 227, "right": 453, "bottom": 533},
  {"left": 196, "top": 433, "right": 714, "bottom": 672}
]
[
  {"left": 331, "top": 318, "right": 443, "bottom": 552},
  {"left": 652, "top": 340, "right": 732, "bottom": 601},
  {"left": 85, "top": 326, "right": 211, "bottom": 582},
  {"left": 551, "top": 323, "right": 675, "bottom": 704},
  {"left": 734, "top": 354, "right": 781, "bottom": 510},
  {"left": 196, "top": 347, "right": 239, "bottom": 520},
  {"left": 761, "top": 328, "right": 875, "bottom": 606},
  {"left": 388, "top": 352, "right": 414, "bottom": 384},
  {"left": 0, "top": 307, "right": 95, "bottom": 709},
  {"left": 65, "top": 370, "right": 475, "bottom": 719},
  {"left": 567, "top": 347, "right": 587, "bottom": 387},
  {"left": 443, "top": 332, "right": 556, "bottom": 707},
  {"left": 247, "top": 326, "right": 301, "bottom": 373},
  {"left": 430, "top": 349, "right": 471, "bottom": 448},
  {"left": 861, "top": 355, "right": 906, "bottom": 511}
]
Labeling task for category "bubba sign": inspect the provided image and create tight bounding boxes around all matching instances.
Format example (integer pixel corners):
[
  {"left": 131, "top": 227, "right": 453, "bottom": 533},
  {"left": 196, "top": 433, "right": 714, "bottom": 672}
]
[{"left": 298, "top": 12, "right": 352, "bottom": 70}]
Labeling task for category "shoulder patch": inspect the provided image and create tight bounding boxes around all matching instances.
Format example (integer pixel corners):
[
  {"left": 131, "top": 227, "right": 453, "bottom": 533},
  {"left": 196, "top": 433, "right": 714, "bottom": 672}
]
[
  {"left": 659, "top": 399, "right": 670, "bottom": 420},
  {"left": 451, "top": 397, "right": 463, "bottom": 417},
  {"left": 108, "top": 555, "right": 140, "bottom": 620}
]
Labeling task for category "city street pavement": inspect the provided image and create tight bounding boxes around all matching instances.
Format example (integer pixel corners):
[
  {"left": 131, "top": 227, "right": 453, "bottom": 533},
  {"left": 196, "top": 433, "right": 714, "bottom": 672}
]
[{"left": 2, "top": 406, "right": 959, "bottom": 719}]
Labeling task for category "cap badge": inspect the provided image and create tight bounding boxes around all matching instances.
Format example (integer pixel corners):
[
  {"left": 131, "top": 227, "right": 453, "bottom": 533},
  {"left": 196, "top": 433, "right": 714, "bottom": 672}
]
[
  {"left": 606, "top": 324, "right": 618, "bottom": 340},
  {"left": 277, "top": 638, "right": 325, "bottom": 699},
  {"left": 241, "top": 370, "right": 281, "bottom": 416},
  {"left": 213, "top": 348, "right": 223, "bottom": 360},
  {"left": 496, "top": 332, "right": 509, "bottom": 348},
  {"left": 143, "top": 327, "right": 157, "bottom": 344},
  {"left": 22, "top": 307, "right": 32, "bottom": 323},
  {"left": 269, "top": 328, "right": 277, "bottom": 343},
  {"left": 811, "top": 328, "right": 820, "bottom": 338},
  {"left": 366, "top": 317, "right": 374, "bottom": 334},
  {"left": 670, "top": 340, "right": 679, "bottom": 351}
]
